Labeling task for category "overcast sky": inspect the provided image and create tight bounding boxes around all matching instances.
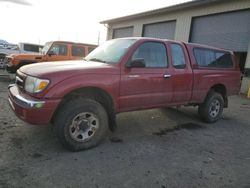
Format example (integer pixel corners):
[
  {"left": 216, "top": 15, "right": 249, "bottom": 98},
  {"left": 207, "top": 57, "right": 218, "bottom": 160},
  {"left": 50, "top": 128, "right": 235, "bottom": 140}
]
[{"left": 0, "top": 0, "right": 190, "bottom": 45}]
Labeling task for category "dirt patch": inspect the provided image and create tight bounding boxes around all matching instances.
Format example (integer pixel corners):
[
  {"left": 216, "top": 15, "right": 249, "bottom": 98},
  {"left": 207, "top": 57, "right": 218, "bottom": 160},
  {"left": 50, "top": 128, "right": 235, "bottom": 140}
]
[
  {"left": 0, "top": 166, "right": 28, "bottom": 187},
  {"left": 10, "top": 137, "right": 24, "bottom": 149}
]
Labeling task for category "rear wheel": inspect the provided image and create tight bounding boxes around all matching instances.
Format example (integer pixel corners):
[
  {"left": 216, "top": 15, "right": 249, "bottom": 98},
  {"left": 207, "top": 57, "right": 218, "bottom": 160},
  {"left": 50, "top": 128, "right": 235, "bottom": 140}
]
[
  {"left": 198, "top": 91, "right": 224, "bottom": 123},
  {"left": 54, "top": 98, "right": 109, "bottom": 151}
]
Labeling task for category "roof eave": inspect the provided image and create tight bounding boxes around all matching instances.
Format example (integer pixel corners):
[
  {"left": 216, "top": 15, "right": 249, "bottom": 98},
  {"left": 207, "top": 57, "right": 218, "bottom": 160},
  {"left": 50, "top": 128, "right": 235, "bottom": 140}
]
[{"left": 100, "top": 0, "right": 222, "bottom": 24}]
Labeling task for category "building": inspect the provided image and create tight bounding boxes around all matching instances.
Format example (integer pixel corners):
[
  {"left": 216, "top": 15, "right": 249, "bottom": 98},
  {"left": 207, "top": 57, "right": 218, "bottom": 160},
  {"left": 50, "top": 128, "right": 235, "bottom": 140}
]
[{"left": 101, "top": 0, "right": 250, "bottom": 93}]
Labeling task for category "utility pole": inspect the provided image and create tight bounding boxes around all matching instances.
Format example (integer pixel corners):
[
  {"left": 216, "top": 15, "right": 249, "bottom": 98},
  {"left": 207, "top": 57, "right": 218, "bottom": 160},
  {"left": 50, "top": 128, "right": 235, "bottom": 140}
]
[{"left": 97, "top": 31, "right": 100, "bottom": 45}]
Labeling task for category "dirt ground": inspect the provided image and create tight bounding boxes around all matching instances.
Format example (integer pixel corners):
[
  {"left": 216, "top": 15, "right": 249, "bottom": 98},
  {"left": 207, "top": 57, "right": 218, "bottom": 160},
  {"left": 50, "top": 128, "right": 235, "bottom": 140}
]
[{"left": 0, "top": 69, "right": 250, "bottom": 188}]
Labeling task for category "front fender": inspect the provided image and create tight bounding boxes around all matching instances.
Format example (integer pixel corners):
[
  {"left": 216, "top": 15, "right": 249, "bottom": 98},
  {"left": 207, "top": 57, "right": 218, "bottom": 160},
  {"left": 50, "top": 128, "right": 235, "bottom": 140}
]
[{"left": 43, "top": 74, "right": 120, "bottom": 111}]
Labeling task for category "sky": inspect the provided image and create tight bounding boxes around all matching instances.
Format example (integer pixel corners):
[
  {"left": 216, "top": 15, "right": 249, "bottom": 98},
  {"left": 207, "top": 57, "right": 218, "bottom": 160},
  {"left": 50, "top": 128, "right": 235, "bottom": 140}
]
[{"left": 0, "top": 0, "right": 191, "bottom": 45}]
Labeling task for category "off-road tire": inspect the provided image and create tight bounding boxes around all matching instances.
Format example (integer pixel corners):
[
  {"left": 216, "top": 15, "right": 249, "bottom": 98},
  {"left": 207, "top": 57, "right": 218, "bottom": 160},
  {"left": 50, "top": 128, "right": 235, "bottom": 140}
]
[
  {"left": 198, "top": 91, "right": 224, "bottom": 123},
  {"left": 54, "top": 98, "right": 109, "bottom": 151}
]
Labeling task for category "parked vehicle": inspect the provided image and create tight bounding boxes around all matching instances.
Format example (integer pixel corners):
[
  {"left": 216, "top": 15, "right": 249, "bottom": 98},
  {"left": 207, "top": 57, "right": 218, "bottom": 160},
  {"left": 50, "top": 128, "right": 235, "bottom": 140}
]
[
  {"left": 0, "top": 39, "right": 9, "bottom": 49},
  {"left": 6, "top": 41, "right": 97, "bottom": 73},
  {"left": 0, "top": 43, "right": 43, "bottom": 69},
  {"left": 8, "top": 37, "right": 241, "bottom": 151}
]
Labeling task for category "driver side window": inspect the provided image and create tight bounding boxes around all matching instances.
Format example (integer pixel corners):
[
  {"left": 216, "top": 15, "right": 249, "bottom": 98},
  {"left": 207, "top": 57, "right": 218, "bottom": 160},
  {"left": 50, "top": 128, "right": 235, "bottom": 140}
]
[
  {"left": 49, "top": 44, "right": 68, "bottom": 56},
  {"left": 131, "top": 42, "right": 168, "bottom": 68}
]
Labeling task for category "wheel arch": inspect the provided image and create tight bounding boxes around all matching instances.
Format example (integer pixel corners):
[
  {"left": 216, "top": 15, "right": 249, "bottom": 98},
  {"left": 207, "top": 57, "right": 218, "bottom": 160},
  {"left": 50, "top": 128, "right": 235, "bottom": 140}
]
[
  {"left": 210, "top": 84, "right": 228, "bottom": 107},
  {"left": 51, "top": 86, "right": 117, "bottom": 131}
]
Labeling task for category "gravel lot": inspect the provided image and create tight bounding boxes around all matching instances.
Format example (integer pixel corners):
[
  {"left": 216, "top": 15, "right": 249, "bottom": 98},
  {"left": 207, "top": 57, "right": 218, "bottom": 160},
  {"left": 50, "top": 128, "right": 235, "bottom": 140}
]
[{"left": 0, "top": 69, "right": 250, "bottom": 188}]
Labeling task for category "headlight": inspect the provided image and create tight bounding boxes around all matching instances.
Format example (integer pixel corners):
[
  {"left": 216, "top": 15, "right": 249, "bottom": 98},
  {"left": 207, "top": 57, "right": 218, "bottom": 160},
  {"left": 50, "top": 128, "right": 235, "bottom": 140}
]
[{"left": 24, "top": 76, "right": 50, "bottom": 93}]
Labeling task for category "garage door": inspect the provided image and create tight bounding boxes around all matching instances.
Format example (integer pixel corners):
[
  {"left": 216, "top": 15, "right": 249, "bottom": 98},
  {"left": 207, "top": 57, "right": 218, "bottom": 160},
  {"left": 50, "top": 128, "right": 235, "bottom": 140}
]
[
  {"left": 112, "top": 27, "right": 133, "bottom": 39},
  {"left": 190, "top": 9, "right": 250, "bottom": 52},
  {"left": 143, "top": 21, "right": 176, "bottom": 40}
]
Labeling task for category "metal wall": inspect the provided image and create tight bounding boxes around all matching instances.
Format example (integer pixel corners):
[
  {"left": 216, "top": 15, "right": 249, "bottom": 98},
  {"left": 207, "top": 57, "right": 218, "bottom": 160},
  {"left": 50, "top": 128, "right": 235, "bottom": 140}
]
[
  {"left": 142, "top": 21, "right": 176, "bottom": 40},
  {"left": 190, "top": 9, "right": 250, "bottom": 52},
  {"left": 112, "top": 27, "right": 134, "bottom": 39},
  {"left": 106, "top": 0, "right": 250, "bottom": 42}
]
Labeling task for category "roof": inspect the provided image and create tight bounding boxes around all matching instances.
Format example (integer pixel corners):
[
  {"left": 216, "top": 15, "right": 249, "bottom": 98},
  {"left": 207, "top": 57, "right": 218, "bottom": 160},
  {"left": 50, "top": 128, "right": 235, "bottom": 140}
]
[
  {"left": 107, "top": 37, "right": 232, "bottom": 52},
  {"left": 100, "top": 0, "right": 225, "bottom": 24},
  {"left": 49, "top": 41, "right": 98, "bottom": 47},
  {"left": 19, "top": 42, "right": 43, "bottom": 47}
]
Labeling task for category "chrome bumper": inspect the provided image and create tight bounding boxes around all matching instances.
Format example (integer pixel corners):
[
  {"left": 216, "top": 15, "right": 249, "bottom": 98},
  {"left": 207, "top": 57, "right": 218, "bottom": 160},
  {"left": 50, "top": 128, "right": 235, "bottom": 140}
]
[{"left": 8, "top": 84, "right": 45, "bottom": 108}]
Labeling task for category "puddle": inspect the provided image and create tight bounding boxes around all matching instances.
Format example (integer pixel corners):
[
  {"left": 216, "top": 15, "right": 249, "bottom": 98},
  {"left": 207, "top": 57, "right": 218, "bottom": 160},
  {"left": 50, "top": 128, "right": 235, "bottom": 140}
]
[
  {"left": 153, "top": 126, "right": 180, "bottom": 136},
  {"left": 241, "top": 103, "right": 250, "bottom": 106},
  {"left": 110, "top": 137, "right": 123, "bottom": 143},
  {"left": 222, "top": 116, "right": 231, "bottom": 120},
  {"left": 31, "top": 153, "right": 43, "bottom": 159},
  {"left": 180, "top": 122, "right": 203, "bottom": 130},
  {"left": 153, "top": 122, "right": 204, "bottom": 136}
]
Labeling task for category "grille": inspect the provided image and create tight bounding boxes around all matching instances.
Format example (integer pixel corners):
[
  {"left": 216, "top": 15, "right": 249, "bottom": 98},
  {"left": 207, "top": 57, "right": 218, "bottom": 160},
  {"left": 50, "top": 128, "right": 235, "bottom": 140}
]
[{"left": 15, "top": 70, "right": 26, "bottom": 90}]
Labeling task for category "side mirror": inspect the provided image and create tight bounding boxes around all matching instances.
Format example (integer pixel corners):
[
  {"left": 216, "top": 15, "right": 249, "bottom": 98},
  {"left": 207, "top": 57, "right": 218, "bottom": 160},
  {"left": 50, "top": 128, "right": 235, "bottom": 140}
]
[
  {"left": 126, "top": 58, "right": 146, "bottom": 68},
  {"left": 47, "top": 50, "right": 55, "bottom": 56}
]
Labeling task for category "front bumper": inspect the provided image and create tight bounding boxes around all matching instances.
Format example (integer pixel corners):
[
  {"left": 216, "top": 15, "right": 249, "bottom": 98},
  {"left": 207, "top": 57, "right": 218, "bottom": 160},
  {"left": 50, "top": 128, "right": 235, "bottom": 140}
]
[{"left": 8, "top": 84, "right": 61, "bottom": 125}]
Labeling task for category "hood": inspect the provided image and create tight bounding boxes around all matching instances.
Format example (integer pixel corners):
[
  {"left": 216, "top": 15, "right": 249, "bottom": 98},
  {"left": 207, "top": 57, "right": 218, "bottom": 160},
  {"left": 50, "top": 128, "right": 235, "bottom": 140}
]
[
  {"left": 12, "top": 53, "right": 43, "bottom": 60},
  {"left": 19, "top": 60, "right": 119, "bottom": 78}
]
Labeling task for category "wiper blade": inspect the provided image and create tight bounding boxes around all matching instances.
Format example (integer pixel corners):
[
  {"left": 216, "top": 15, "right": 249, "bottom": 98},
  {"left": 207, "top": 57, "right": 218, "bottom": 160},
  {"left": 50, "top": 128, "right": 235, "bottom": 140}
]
[{"left": 88, "top": 58, "right": 106, "bottom": 63}]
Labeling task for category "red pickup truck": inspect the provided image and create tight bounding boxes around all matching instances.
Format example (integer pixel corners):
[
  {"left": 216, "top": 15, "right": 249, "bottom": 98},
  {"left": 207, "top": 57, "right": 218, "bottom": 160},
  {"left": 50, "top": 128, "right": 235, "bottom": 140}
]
[{"left": 8, "top": 38, "right": 241, "bottom": 151}]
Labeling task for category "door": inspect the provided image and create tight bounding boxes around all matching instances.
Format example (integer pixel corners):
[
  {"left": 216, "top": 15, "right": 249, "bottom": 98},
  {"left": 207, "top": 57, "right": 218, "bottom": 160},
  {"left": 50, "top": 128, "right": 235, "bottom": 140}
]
[
  {"left": 169, "top": 43, "right": 193, "bottom": 103},
  {"left": 45, "top": 43, "right": 69, "bottom": 61},
  {"left": 120, "top": 41, "right": 173, "bottom": 111}
]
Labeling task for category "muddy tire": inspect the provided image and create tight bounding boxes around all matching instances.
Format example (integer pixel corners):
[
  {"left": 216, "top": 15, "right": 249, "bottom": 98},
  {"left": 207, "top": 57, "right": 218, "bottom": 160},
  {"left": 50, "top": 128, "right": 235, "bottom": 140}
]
[
  {"left": 198, "top": 91, "right": 224, "bottom": 123},
  {"left": 54, "top": 98, "right": 109, "bottom": 151}
]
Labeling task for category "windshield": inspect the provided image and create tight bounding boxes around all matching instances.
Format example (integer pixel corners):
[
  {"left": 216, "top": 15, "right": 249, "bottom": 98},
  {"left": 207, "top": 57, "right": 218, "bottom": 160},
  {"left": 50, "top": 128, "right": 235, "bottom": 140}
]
[
  {"left": 41, "top": 42, "right": 52, "bottom": 54},
  {"left": 85, "top": 39, "right": 137, "bottom": 64}
]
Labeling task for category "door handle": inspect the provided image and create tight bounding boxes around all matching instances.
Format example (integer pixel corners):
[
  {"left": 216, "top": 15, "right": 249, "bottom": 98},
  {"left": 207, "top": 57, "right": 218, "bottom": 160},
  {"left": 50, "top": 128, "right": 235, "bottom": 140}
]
[{"left": 163, "top": 74, "right": 171, "bottom": 79}]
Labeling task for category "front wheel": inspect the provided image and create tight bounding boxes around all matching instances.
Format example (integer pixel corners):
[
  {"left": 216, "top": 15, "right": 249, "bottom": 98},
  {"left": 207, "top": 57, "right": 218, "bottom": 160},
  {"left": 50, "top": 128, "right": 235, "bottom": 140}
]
[
  {"left": 54, "top": 98, "right": 109, "bottom": 151},
  {"left": 0, "top": 54, "right": 6, "bottom": 69},
  {"left": 198, "top": 91, "right": 224, "bottom": 123}
]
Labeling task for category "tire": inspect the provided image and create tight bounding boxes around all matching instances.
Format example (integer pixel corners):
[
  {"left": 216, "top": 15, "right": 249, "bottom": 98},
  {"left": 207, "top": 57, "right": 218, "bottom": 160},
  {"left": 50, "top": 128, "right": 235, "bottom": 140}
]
[
  {"left": 0, "top": 54, "right": 6, "bottom": 69},
  {"left": 198, "top": 91, "right": 224, "bottom": 123},
  {"left": 54, "top": 98, "right": 109, "bottom": 151}
]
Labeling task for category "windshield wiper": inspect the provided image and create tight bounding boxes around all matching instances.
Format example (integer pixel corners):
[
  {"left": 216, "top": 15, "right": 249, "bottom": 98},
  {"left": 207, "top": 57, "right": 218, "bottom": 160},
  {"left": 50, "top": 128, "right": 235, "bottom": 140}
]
[{"left": 87, "top": 58, "right": 106, "bottom": 63}]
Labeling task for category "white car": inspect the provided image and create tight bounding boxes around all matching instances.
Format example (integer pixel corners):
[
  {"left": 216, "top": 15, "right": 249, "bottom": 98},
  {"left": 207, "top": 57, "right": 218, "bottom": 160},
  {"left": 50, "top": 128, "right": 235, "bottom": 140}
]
[{"left": 0, "top": 42, "right": 43, "bottom": 69}]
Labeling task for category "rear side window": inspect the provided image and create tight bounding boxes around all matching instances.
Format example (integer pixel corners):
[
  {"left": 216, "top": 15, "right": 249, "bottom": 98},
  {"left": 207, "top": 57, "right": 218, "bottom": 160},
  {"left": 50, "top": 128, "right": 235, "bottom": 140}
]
[
  {"left": 171, "top": 44, "right": 186, "bottom": 69},
  {"left": 132, "top": 42, "right": 168, "bottom": 68},
  {"left": 23, "top": 44, "right": 40, "bottom": 52},
  {"left": 72, "top": 46, "right": 85, "bottom": 57},
  {"left": 194, "top": 48, "right": 233, "bottom": 68},
  {"left": 88, "top": 47, "right": 96, "bottom": 54}
]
